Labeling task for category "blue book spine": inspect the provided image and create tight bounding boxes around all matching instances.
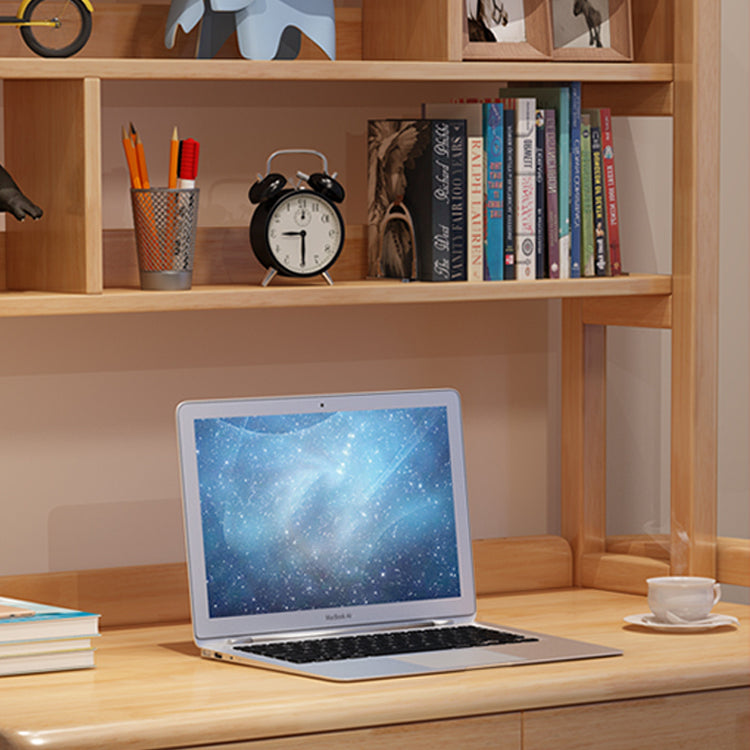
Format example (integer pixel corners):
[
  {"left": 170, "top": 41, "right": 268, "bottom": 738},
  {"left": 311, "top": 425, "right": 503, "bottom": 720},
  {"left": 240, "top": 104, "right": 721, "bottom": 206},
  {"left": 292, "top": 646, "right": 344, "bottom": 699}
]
[
  {"left": 503, "top": 106, "right": 515, "bottom": 279},
  {"left": 448, "top": 120, "right": 467, "bottom": 280},
  {"left": 482, "top": 102, "right": 504, "bottom": 280},
  {"left": 568, "top": 82, "right": 582, "bottom": 278}
]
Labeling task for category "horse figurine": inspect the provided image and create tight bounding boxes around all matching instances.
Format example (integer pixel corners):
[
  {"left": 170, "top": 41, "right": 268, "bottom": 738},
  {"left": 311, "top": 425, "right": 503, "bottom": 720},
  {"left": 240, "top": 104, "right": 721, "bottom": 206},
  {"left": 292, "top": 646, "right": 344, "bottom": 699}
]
[
  {"left": 573, "top": 0, "right": 603, "bottom": 48},
  {"left": 468, "top": 0, "right": 508, "bottom": 42}
]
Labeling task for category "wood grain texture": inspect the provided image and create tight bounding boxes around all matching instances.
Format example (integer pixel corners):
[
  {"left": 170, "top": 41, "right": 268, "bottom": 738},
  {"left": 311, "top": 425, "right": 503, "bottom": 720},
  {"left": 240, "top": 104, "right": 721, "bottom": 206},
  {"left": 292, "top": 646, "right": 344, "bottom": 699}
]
[
  {"left": 0, "top": 536, "right": 573, "bottom": 627},
  {"left": 0, "top": 3, "right": 362, "bottom": 60},
  {"left": 4, "top": 78, "right": 102, "bottom": 293},
  {"left": 582, "top": 294, "right": 672, "bottom": 328},
  {"left": 581, "top": 552, "right": 670, "bottom": 595},
  {"left": 670, "top": 0, "right": 720, "bottom": 577},
  {"left": 524, "top": 688, "right": 749, "bottom": 750},
  {"left": 362, "top": 0, "right": 458, "bottom": 61},
  {"left": 0, "top": 589, "right": 744, "bottom": 750}
]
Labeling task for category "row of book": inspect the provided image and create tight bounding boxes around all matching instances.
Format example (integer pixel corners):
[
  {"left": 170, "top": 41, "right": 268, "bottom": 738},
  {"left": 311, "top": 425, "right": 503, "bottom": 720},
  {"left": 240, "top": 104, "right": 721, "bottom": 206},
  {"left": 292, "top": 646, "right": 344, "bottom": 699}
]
[
  {"left": 366, "top": 83, "right": 622, "bottom": 282},
  {"left": 0, "top": 596, "right": 99, "bottom": 677}
]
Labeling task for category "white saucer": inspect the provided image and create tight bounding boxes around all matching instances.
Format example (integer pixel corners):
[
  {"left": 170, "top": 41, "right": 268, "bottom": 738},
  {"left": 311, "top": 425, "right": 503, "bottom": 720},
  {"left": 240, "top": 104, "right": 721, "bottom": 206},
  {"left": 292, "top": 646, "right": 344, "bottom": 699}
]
[{"left": 624, "top": 613, "right": 740, "bottom": 632}]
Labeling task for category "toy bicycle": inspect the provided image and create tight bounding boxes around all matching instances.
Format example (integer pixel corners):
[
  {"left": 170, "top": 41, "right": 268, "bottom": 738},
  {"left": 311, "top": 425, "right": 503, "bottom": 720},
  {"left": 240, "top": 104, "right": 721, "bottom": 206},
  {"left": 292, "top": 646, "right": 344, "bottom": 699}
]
[{"left": 0, "top": 0, "right": 92, "bottom": 57}]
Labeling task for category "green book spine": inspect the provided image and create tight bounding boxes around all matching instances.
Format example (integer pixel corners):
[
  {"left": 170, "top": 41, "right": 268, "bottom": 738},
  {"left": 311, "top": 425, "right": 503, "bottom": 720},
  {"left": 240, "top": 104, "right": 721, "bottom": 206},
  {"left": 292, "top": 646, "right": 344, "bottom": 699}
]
[{"left": 580, "top": 114, "right": 595, "bottom": 277}]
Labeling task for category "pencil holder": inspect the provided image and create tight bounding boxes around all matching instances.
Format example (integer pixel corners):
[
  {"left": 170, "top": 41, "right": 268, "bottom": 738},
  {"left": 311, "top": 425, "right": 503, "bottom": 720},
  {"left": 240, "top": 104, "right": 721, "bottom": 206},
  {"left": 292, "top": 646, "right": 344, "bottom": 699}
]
[{"left": 130, "top": 187, "right": 199, "bottom": 290}]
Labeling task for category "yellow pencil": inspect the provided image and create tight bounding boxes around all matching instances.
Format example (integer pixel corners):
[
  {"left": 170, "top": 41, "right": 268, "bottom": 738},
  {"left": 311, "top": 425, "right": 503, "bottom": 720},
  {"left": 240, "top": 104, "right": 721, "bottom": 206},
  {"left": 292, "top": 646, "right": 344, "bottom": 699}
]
[
  {"left": 168, "top": 126, "right": 179, "bottom": 189},
  {"left": 121, "top": 125, "right": 141, "bottom": 189}
]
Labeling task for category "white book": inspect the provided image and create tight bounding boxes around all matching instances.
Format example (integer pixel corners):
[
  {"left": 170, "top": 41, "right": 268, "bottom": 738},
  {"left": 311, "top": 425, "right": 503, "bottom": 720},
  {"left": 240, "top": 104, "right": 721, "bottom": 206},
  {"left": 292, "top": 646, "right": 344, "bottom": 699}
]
[
  {"left": 513, "top": 97, "right": 536, "bottom": 280},
  {"left": 467, "top": 136, "right": 485, "bottom": 281}
]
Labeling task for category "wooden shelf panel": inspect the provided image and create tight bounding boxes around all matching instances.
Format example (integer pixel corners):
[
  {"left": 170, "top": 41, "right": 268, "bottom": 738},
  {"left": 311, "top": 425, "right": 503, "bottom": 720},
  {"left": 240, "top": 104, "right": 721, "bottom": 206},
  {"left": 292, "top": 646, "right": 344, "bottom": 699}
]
[
  {"left": 0, "top": 58, "right": 673, "bottom": 84},
  {"left": 0, "top": 275, "right": 671, "bottom": 317}
]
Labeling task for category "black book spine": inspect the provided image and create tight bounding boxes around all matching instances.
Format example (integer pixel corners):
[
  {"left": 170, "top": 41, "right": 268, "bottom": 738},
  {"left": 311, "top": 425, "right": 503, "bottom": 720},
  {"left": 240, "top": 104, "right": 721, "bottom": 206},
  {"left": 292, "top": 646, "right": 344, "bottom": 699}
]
[
  {"left": 535, "top": 109, "right": 546, "bottom": 279},
  {"left": 503, "top": 108, "right": 516, "bottom": 280},
  {"left": 590, "top": 124, "right": 609, "bottom": 277},
  {"left": 449, "top": 120, "right": 467, "bottom": 281}
]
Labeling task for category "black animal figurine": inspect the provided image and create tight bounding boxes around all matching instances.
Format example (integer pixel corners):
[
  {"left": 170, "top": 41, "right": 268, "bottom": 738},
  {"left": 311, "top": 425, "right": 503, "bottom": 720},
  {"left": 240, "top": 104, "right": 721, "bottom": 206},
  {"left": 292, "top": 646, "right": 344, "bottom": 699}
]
[
  {"left": 0, "top": 164, "right": 43, "bottom": 221},
  {"left": 573, "top": 0, "right": 603, "bottom": 48}
]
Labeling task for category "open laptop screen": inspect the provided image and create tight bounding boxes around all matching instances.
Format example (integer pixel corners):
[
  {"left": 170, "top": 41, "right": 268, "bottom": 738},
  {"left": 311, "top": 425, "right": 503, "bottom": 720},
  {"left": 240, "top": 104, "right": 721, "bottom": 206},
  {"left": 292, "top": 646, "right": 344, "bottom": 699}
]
[
  {"left": 177, "top": 390, "right": 476, "bottom": 640},
  {"left": 195, "top": 405, "right": 460, "bottom": 619}
]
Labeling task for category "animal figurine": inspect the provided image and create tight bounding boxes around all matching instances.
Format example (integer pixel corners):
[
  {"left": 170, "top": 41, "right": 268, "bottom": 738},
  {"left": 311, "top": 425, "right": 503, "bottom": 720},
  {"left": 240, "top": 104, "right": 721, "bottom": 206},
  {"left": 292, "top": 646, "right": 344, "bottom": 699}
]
[
  {"left": 468, "top": 0, "right": 508, "bottom": 42},
  {"left": 165, "top": 0, "right": 335, "bottom": 60},
  {"left": 573, "top": 0, "right": 603, "bottom": 48},
  {"left": 0, "top": 165, "right": 42, "bottom": 221}
]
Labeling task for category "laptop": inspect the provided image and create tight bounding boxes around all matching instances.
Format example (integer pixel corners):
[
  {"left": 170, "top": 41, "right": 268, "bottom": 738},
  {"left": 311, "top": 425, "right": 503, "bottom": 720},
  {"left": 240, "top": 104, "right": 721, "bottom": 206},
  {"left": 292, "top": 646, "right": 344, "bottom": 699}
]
[{"left": 176, "top": 388, "right": 620, "bottom": 681}]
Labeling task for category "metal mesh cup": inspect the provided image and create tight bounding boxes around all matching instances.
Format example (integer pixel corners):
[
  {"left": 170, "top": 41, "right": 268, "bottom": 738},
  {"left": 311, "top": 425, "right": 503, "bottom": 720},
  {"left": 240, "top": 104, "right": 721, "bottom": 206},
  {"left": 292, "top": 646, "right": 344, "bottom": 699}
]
[{"left": 130, "top": 188, "right": 199, "bottom": 290}]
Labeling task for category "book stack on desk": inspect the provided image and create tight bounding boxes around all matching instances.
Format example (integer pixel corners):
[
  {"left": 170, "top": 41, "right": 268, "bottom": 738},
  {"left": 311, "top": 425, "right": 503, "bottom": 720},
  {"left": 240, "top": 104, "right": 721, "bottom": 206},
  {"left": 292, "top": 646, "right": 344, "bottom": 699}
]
[{"left": 0, "top": 597, "right": 100, "bottom": 677}]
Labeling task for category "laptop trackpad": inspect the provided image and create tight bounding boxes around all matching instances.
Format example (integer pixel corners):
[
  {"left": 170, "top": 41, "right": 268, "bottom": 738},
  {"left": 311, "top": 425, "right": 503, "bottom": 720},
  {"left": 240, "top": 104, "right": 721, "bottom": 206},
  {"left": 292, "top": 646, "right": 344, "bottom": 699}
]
[{"left": 397, "top": 648, "right": 525, "bottom": 670}]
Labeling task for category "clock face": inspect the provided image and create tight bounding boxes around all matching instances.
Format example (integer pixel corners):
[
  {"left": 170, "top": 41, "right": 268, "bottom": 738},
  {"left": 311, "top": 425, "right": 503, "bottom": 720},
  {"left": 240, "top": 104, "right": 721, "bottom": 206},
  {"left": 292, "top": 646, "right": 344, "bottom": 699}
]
[{"left": 266, "top": 190, "right": 344, "bottom": 276}]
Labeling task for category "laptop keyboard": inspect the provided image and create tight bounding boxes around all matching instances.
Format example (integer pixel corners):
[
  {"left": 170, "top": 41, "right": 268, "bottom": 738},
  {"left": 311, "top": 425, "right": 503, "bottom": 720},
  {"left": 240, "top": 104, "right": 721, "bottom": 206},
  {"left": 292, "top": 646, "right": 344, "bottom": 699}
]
[{"left": 234, "top": 625, "right": 538, "bottom": 664}]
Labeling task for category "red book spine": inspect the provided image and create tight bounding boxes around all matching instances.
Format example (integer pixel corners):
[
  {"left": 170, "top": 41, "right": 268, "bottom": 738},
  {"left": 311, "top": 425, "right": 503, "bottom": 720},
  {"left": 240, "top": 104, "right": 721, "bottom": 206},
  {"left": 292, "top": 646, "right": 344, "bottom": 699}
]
[{"left": 599, "top": 108, "right": 622, "bottom": 275}]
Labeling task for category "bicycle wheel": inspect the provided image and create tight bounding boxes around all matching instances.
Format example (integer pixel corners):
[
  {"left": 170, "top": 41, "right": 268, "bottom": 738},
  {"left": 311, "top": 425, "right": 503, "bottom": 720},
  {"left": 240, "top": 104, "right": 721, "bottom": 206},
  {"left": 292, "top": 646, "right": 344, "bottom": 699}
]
[{"left": 21, "top": 0, "right": 92, "bottom": 58}]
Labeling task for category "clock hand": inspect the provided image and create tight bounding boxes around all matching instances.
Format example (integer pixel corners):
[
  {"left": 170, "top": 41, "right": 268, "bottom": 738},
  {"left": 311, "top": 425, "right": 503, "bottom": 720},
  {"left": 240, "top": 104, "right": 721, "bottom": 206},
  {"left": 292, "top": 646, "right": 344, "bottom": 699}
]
[{"left": 299, "top": 229, "right": 306, "bottom": 267}]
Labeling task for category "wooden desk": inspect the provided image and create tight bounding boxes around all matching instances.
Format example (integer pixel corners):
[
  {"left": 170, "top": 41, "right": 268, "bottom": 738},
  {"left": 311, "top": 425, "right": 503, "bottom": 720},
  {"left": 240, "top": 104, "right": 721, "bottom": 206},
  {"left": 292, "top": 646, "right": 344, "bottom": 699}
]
[{"left": 0, "top": 589, "right": 747, "bottom": 750}]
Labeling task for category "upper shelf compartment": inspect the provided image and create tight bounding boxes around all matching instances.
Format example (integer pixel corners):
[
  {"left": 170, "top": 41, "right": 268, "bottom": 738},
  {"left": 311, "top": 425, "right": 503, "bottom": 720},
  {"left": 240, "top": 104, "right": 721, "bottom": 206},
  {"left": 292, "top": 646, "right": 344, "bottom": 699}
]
[{"left": 0, "top": 57, "right": 672, "bottom": 84}]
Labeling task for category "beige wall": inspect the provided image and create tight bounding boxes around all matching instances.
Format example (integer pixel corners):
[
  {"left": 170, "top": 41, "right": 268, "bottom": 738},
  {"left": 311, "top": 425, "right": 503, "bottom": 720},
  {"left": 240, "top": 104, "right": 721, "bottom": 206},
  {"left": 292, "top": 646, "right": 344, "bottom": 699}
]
[{"left": 0, "top": 2, "right": 746, "bottom": 579}]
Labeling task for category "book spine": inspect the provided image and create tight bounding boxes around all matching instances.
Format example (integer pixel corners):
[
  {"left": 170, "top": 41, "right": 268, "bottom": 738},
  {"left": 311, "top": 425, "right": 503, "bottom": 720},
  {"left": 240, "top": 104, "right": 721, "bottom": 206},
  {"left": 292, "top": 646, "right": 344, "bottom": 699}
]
[
  {"left": 599, "top": 108, "right": 623, "bottom": 275},
  {"left": 503, "top": 105, "right": 515, "bottom": 279},
  {"left": 568, "top": 82, "right": 582, "bottom": 278},
  {"left": 580, "top": 114, "right": 595, "bottom": 277},
  {"left": 448, "top": 120, "right": 467, "bottom": 281},
  {"left": 544, "top": 109, "right": 560, "bottom": 279},
  {"left": 430, "top": 121, "right": 451, "bottom": 281},
  {"left": 589, "top": 120, "right": 609, "bottom": 277},
  {"left": 535, "top": 109, "right": 546, "bottom": 278},
  {"left": 483, "top": 102, "right": 504, "bottom": 280},
  {"left": 467, "top": 135, "right": 485, "bottom": 282},
  {"left": 557, "top": 91, "right": 571, "bottom": 280},
  {"left": 514, "top": 97, "right": 536, "bottom": 280}
]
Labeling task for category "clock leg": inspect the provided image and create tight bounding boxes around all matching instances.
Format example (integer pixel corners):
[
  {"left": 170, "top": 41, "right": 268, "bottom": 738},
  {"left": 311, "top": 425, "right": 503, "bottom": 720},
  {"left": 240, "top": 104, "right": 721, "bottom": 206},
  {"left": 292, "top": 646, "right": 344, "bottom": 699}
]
[
  {"left": 322, "top": 271, "right": 334, "bottom": 286},
  {"left": 261, "top": 268, "right": 277, "bottom": 287}
]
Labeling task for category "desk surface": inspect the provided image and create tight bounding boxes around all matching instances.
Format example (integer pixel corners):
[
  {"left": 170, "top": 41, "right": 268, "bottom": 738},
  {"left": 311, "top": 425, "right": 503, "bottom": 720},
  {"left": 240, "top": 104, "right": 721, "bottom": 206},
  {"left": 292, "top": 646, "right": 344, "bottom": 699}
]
[{"left": 0, "top": 588, "right": 747, "bottom": 750}]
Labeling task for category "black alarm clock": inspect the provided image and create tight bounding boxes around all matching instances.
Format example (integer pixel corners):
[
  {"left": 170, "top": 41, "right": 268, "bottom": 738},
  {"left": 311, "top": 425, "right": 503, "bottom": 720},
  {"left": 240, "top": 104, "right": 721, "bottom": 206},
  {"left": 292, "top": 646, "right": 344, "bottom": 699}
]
[{"left": 249, "top": 149, "right": 345, "bottom": 286}]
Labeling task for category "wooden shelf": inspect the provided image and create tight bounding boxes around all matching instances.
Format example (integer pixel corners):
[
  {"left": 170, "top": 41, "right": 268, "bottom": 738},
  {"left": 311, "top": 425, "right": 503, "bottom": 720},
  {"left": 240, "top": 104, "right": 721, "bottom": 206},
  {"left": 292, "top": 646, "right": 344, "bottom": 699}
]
[
  {"left": 0, "top": 275, "right": 672, "bottom": 317},
  {"left": 0, "top": 57, "right": 673, "bottom": 83}
]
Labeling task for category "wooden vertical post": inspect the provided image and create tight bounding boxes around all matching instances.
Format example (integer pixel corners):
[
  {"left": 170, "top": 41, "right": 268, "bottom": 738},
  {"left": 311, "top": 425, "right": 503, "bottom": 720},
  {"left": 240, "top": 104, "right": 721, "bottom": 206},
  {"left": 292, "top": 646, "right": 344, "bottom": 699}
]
[
  {"left": 562, "top": 299, "right": 607, "bottom": 585},
  {"left": 670, "top": 0, "right": 720, "bottom": 575}
]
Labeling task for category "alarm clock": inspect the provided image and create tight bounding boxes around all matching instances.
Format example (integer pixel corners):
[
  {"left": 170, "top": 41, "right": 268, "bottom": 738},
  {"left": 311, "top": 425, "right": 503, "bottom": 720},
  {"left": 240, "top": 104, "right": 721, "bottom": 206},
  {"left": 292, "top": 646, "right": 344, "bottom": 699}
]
[{"left": 249, "top": 149, "right": 345, "bottom": 286}]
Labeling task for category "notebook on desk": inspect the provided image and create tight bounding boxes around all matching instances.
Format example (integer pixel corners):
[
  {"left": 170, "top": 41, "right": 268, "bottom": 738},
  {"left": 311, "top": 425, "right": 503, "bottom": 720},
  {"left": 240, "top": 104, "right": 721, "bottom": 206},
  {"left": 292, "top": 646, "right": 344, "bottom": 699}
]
[{"left": 176, "top": 388, "right": 620, "bottom": 681}]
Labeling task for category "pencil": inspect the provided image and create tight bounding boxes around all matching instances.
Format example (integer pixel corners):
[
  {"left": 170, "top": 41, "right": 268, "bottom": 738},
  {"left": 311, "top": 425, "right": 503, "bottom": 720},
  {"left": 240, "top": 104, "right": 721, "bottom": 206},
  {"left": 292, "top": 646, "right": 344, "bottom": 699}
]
[
  {"left": 168, "top": 126, "right": 179, "bottom": 189},
  {"left": 134, "top": 132, "right": 150, "bottom": 189},
  {"left": 121, "top": 125, "right": 141, "bottom": 189}
]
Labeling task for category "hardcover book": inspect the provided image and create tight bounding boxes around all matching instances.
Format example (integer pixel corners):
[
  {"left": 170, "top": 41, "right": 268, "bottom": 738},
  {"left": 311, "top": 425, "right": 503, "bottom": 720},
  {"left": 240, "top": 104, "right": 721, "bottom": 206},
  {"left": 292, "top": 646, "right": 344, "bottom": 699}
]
[
  {"left": 502, "top": 105, "right": 515, "bottom": 279},
  {"left": 367, "top": 119, "right": 466, "bottom": 281},
  {"left": 587, "top": 111, "right": 609, "bottom": 276},
  {"left": 448, "top": 120, "right": 468, "bottom": 280},
  {"left": 502, "top": 86, "right": 570, "bottom": 278},
  {"left": 535, "top": 109, "right": 547, "bottom": 279},
  {"left": 580, "top": 113, "right": 595, "bottom": 277},
  {"left": 544, "top": 109, "right": 560, "bottom": 279},
  {"left": 568, "top": 82, "right": 582, "bottom": 278},
  {"left": 599, "top": 108, "right": 623, "bottom": 275},
  {"left": 483, "top": 101, "right": 504, "bottom": 280},
  {"left": 467, "top": 135, "right": 485, "bottom": 282},
  {"left": 510, "top": 97, "right": 537, "bottom": 280}
]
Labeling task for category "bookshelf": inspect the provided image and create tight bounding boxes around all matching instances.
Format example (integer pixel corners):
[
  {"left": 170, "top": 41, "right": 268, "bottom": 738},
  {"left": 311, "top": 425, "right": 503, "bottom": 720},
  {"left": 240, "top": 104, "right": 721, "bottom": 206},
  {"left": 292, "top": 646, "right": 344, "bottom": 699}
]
[{"left": 0, "top": 0, "right": 739, "bottom": 595}]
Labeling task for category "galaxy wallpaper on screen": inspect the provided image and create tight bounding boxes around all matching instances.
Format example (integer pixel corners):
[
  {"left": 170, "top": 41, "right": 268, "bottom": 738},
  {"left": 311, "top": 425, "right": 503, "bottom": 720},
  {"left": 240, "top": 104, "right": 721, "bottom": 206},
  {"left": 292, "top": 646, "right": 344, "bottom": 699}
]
[{"left": 193, "top": 406, "right": 461, "bottom": 618}]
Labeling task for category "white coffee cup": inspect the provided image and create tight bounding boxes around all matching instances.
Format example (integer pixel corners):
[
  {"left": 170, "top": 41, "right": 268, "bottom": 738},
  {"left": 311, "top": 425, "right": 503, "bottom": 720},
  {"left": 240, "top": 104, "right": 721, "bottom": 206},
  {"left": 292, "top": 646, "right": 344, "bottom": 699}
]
[{"left": 647, "top": 576, "right": 721, "bottom": 623}]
